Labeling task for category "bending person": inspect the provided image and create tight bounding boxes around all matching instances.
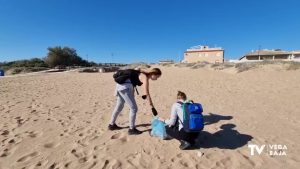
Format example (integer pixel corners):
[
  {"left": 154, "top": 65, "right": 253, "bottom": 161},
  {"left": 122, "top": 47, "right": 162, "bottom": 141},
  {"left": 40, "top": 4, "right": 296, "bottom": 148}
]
[{"left": 109, "top": 67, "right": 162, "bottom": 135}]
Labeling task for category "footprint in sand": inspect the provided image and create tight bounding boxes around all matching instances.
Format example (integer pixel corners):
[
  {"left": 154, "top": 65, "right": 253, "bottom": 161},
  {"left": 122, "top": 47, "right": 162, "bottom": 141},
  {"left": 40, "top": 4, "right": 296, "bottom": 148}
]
[
  {"left": 48, "top": 162, "right": 59, "bottom": 169},
  {"left": 64, "top": 161, "right": 72, "bottom": 168},
  {"left": 170, "top": 153, "right": 195, "bottom": 169},
  {"left": 110, "top": 133, "right": 129, "bottom": 142},
  {"left": 221, "top": 157, "right": 233, "bottom": 166},
  {"left": 17, "top": 152, "right": 39, "bottom": 162},
  {"left": 87, "top": 161, "right": 98, "bottom": 169},
  {"left": 1, "top": 130, "right": 9, "bottom": 136},
  {"left": 0, "top": 149, "right": 9, "bottom": 157},
  {"left": 53, "top": 106, "right": 60, "bottom": 109},
  {"left": 108, "top": 159, "right": 122, "bottom": 169},
  {"left": 25, "top": 160, "right": 49, "bottom": 169},
  {"left": 30, "top": 109, "right": 38, "bottom": 114},
  {"left": 94, "top": 145, "right": 103, "bottom": 151},
  {"left": 70, "top": 149, "right": 91, "bottom": 164},
  {"left": 126, "top": 153, "right": 158, "bottom": 169},
  {"left": 67, "top": 116, "right": 74, "bottom": 120},
  {"left": 8, "top": 139, "right": 15, "bottom": 144},
  {"left": 141, "top": 147, "right": 154, "bottom": 156},
  {"left": 3, "top": 136, "right": 22, "bottom": 145},
  {"left": 71, "top": 149, "right": 79, "bottom": 158},
  {"left": 26, "top": 131, "right": 43, "bottom": 138},
  {"left": 44, "top": 142, "right": 60, "bottom": 148},
  {"left": 86, "top": 158, "right": 122, "bottom": 169},
  {"left": 78, "top": 157, "right": 88, "bottom": 163},
  {"left": 71, "top": 149, "right": 85, "bottom": 159},
  {"left": 100, "top": 159, "right": 110, "bottom": 169},
  {"left": 15, "top": 117, "right": 24, "bottom": 126}
]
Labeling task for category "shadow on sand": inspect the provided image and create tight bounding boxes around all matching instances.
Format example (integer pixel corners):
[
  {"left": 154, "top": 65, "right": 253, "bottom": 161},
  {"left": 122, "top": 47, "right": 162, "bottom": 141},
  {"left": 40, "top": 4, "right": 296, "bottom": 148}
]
[
  {"left": 204, "top": 112, "right": 233, "bottom": 125},
  {"left": 121, "top": 123, "right": 151, "bottom": 133},
  {"left": 180, "top": 113, "right": 253, "bottom": 150},
  {"left": 147, "top": 113, "right": 252, "bottom": 150},
  {"left": 195, "top": 123, "right": 253, "bottom": 150}
]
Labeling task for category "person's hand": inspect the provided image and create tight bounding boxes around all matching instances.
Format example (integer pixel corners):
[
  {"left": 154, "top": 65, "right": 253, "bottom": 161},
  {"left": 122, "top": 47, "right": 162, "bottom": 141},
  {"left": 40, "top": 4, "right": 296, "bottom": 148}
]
[
  {"left": 158, "top": 117, "right": 165, "bottom": 121},
  {"left": 151, "top": 107, "right": 158, "bottom": 116}
]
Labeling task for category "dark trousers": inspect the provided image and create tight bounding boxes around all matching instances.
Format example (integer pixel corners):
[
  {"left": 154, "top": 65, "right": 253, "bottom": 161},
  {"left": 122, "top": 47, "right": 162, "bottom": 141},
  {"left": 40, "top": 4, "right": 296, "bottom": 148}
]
[{"left": 165, "top": 126, "right": 199, "bottom": 144}]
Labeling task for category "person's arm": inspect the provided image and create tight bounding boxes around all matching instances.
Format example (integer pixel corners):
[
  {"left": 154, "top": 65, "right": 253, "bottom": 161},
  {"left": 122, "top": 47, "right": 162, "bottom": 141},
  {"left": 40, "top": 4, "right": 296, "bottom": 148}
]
[
  {"left": 139, "top": 73, "right": 154, "bottom": 107},
  {"left": 164, "top": 103, "right": 178, "bottom": 126}
]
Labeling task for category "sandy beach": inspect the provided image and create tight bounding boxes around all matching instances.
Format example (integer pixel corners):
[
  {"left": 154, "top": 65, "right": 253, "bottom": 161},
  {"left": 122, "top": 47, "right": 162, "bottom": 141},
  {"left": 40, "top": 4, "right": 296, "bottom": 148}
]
[{"left": 0, "top": 65, "right": 299, "bottom": 169}]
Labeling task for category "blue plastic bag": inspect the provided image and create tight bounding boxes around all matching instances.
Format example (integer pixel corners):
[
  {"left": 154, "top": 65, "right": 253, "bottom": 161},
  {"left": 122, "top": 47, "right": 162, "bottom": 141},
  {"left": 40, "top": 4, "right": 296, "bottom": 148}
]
[{"left": 151, "top": 117, "right": 167, "bottom": 139}]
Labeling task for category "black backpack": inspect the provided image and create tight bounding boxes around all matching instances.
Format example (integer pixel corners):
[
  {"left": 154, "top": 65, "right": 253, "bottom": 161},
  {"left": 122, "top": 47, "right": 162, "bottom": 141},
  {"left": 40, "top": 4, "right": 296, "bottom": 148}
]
[{"left": 113, "top": 69, "right": 143, "bottom": 87}]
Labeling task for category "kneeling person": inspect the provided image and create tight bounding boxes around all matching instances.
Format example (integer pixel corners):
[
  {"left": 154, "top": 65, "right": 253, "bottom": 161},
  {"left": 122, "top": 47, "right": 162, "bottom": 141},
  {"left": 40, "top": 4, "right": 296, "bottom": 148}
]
[{"left": 159, "top": 91, "right": 201, "bottom": 150}]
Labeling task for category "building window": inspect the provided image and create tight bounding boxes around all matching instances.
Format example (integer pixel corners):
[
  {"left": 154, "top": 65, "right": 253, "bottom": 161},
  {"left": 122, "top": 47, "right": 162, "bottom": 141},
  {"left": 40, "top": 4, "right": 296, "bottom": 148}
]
[
  {"left": 198, "top": 53, "right": 202, "bottom": 57},
  {"left": 216, "top": 52, "right": 221, "bottom": 57}
]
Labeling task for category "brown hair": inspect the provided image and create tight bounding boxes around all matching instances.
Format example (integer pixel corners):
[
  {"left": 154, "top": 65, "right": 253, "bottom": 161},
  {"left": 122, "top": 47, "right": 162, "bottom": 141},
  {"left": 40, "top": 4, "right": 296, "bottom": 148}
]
[
  {"left": 177, "top": 91, "right": 187, "bottom": 100},
  {"left": 141, "top": 68, "right": 162, "bottom": 76}
]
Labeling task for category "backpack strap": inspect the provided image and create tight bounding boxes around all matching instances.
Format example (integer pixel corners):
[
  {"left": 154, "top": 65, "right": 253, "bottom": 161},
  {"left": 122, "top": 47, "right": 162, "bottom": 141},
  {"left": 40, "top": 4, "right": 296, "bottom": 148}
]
[
  {"left": 176, "top": 101, "right": 185, "bottom": 126},
  {"left": 177, "top": 101, "right": 191, "bottom": 122}
]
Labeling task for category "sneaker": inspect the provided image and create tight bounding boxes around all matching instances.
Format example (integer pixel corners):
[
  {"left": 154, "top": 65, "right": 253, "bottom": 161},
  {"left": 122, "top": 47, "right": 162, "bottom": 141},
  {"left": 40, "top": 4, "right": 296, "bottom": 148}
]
[
  {"left": 128, "top": 128, "right": 142, "bottom": 135},
  {"left": 179, "top": 140, "right": 192, "bottom": 150},
  {"left": 164, "top": 134, "right": 173, "bottom": 140},
  {"left": 108, "top": 124, "right": 122, "bottom": 131}
]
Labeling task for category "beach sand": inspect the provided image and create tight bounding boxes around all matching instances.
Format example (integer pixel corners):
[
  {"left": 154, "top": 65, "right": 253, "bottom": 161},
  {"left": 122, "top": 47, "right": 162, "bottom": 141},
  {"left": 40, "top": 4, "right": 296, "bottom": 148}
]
[{"left": 0, "top": 65, "right": 299, "bottom": 169}]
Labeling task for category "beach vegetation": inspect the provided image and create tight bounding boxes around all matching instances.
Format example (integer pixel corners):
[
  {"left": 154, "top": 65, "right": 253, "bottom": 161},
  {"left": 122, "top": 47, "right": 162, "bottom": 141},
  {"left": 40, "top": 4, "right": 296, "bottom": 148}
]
[
  {"left": 45, "top": 46, "right": 89, "bottom": 67},
  {"left": 0, "top": 58, "right": 48, "bottom": 71}
]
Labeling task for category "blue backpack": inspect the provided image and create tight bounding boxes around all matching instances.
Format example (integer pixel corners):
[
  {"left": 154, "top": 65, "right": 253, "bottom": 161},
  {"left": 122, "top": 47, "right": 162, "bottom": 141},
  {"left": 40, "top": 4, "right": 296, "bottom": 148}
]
[{"left": 177, "top": 101, "right": 204, "bottom": 132}]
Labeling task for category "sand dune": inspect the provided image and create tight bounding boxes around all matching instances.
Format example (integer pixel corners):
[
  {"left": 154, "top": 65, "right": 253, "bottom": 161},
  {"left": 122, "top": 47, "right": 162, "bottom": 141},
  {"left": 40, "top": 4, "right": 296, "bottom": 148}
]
[{"left": 0, "top": 66, "right": 299, "bottom": 169}]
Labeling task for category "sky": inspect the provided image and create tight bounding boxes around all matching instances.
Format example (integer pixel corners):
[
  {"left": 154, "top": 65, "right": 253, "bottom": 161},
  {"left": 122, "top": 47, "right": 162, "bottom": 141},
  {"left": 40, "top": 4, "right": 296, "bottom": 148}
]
[{"left": 0, "top": 0, "right": 300, "bottom": 63}]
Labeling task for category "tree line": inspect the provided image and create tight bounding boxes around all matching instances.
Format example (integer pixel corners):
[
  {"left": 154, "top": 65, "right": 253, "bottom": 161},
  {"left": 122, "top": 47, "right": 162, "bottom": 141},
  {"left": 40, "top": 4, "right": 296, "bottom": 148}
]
[{"left": 0, "top": 46, "right": 127, "bottom": 70}]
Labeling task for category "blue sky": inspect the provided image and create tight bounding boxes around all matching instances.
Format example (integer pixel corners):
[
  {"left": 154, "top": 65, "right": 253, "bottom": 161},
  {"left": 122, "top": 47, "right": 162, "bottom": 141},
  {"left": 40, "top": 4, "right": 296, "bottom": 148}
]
[{"left": 0, "top": 0, "right": 299, "bottom": 63}]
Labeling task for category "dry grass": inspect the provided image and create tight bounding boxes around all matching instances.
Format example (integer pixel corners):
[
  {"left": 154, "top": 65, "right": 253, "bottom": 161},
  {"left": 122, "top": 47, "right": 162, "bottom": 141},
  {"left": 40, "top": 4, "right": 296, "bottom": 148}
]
[
  {"left": 159, "top": 63, "right": 174, "bottom": 67},
  {"left": 223, "top": 62, "right": 236, "bottom": 68},
  {"left": 235, "top": 61, "right": 300, "bottom": 72},
  {"left": 191, "top": 64, "right": 206, "bottom": 69},
  {"left": 160, "top": 60, "right": 300, "bottom": 72},
  {"left": 121, "top": 63, "right": 151, "bottom": 70},
  {"left": 191, "top": 62, "right": 210, "bottom": 69},
  {"left": 78, "top": 67, "right": 99, "bottom": 73},
  {"left": 6, "top": 67, "right": 49, "bottom": 75},
  {"left": 161, "top": 62, "right": 194, "bottom": 68},
  {"left": 286, "top": 61, "right": 300, "bottom": 70},
  {"left": 174, "top": 62, "right": 197, "bottom": 67},
  {"left": 210, "top": 63, "right": 221, "bottom": 68},
  {"left": 235, "top": 62, "right": 258, "bottom": 73}
]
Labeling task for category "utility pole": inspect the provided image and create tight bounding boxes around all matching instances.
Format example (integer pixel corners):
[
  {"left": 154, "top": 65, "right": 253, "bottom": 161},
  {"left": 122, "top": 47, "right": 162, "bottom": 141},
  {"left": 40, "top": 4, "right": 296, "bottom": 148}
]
[
  {"left": 86, "top": 54, "right": 89, "bottom": 67},
  {"left": 178, "top": 50, "right": 181, "bottom": 62},
  {"left": 258, "top": 45, "right": 261, "bottom": 60},
  {"left": 111, "top": 53, "right": 114, "bottom": 66}
]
